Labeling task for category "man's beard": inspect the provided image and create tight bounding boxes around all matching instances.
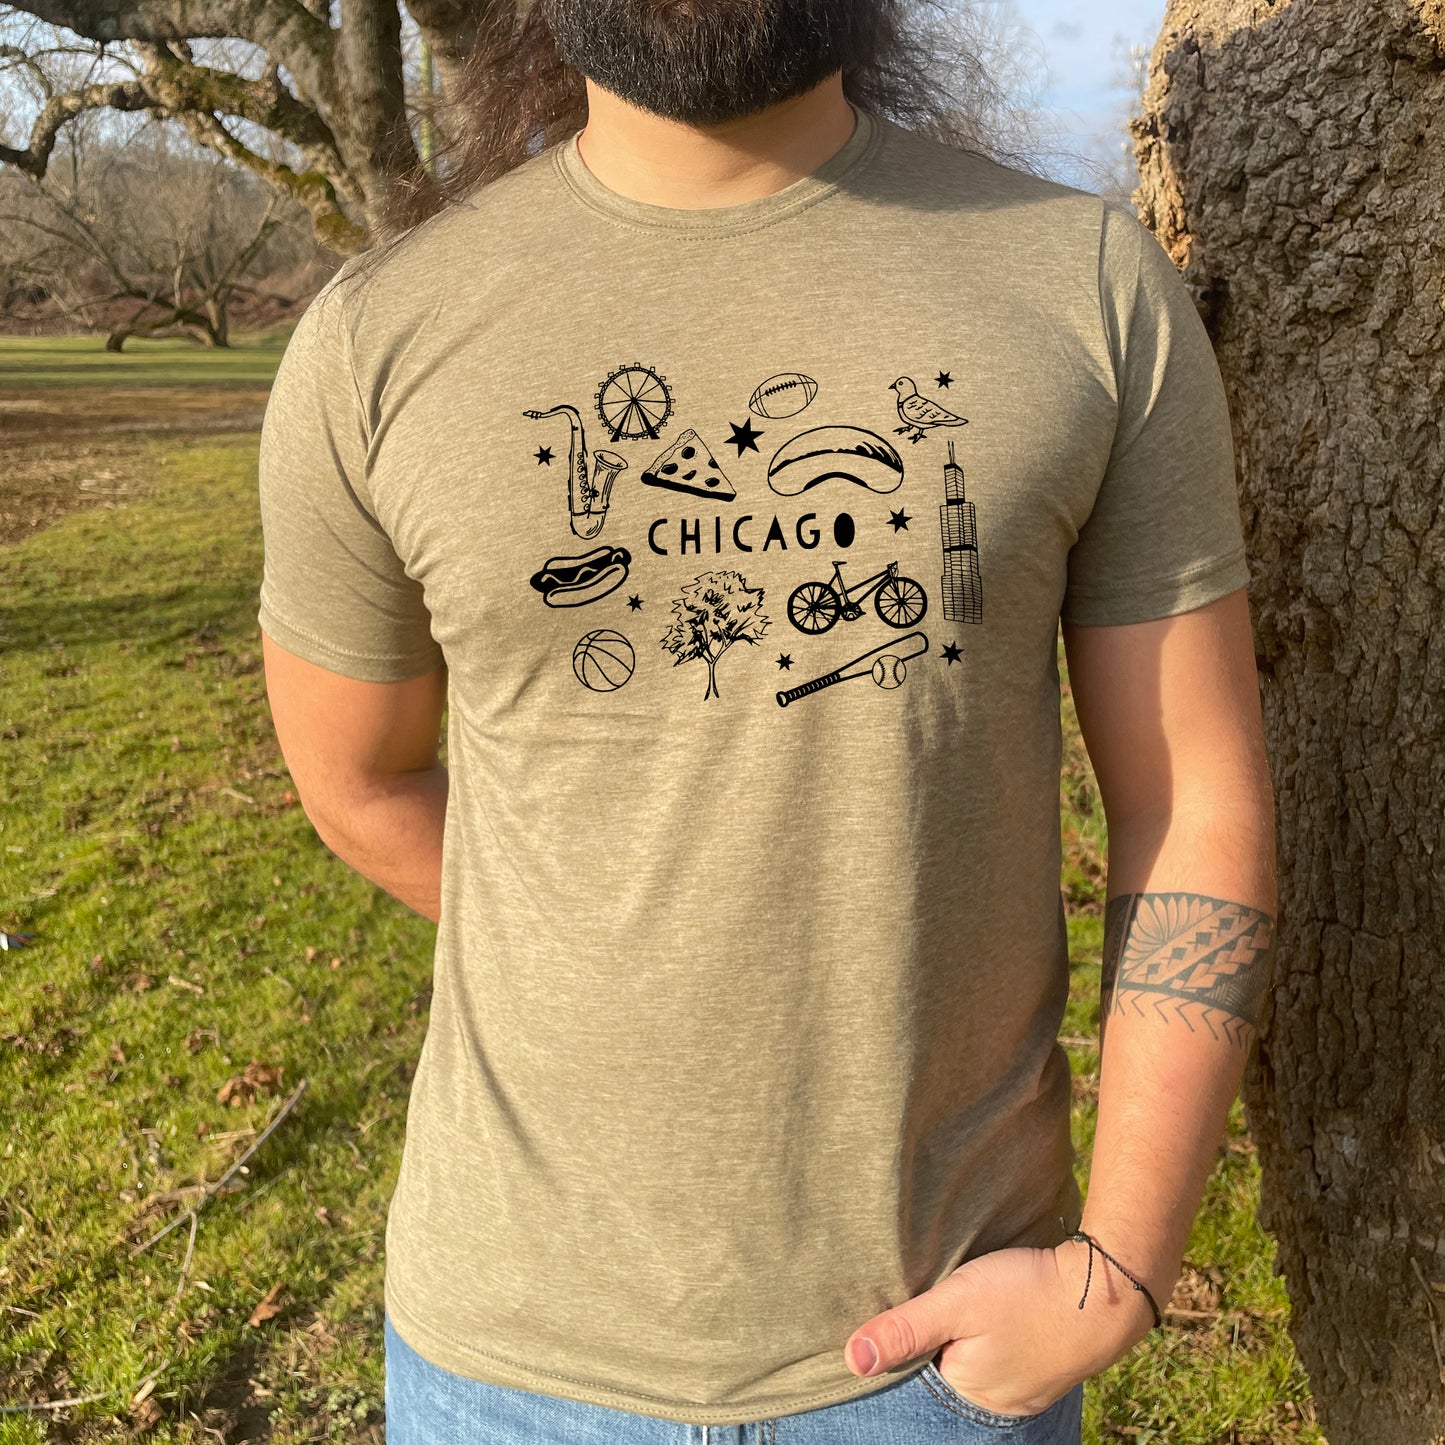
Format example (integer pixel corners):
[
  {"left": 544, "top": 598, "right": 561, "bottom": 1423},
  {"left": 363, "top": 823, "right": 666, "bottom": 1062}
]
[{"left": 540, "top": 0, "right": 885, "bottom": 126}]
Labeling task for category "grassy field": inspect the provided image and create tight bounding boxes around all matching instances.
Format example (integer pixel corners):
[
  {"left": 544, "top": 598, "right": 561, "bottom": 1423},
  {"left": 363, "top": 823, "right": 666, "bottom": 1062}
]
[
  {"left": 0, "top": 335, "right": 1321, "bottom": 1443},
  {"left": 0, "top": 336, "right": 291, "bottom": 391}
]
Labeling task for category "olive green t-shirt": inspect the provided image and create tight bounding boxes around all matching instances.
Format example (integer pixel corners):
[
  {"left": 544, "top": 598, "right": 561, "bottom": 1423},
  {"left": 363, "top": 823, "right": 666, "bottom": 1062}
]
[{"left": 256, "top": 101, "right": 1248, "bottom": 1425}]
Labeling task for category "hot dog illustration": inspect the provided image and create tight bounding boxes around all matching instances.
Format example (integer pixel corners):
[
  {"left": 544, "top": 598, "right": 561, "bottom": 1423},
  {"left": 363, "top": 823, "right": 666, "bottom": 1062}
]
[{"left": 529, "top": 545, "right": 632, "bottom": 608}]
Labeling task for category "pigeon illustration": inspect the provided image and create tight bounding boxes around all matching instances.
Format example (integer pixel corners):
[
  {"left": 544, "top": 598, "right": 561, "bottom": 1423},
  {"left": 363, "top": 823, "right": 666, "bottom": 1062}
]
[{"left": 889, "top": 377, "right": 969, "bottom": 444}]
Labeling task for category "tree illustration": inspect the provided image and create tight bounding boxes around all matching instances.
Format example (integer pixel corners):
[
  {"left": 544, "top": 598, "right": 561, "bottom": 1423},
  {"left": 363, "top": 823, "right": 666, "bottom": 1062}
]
[{"left": 660, "top": 571, "right": 770, "bottom": 700}]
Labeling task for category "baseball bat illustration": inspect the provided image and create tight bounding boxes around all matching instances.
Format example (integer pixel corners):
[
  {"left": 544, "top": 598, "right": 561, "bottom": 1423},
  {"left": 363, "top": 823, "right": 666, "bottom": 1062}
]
[{"left": 776, "top": 631, "right": 929, "bottom": 707}]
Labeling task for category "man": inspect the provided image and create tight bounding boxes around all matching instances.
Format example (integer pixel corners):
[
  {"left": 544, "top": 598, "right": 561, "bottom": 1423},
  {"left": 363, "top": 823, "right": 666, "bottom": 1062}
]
[{"left": 257, "top": 0, "right": 1277, "bottom": 1438}]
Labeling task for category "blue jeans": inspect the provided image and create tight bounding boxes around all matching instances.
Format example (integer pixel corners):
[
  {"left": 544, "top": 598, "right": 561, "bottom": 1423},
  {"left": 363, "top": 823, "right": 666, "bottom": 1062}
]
[{"left": 384, "top": 1312, "right": 1084, "bottom": 1443}]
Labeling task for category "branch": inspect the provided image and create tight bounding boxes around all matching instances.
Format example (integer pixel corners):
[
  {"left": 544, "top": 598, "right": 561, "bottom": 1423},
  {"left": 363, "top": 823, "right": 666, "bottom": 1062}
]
[
  {"left": 172, "top": 109, "right": 365, "bottom": 252},
  {"left": 213, "top": 195, "right": 281, "bottom": 290},
  {"left": 6, "top": 0, "right": 335, "bottom": 111},
  {"left": 135, "top": 44, "right": 338, "bottom": 155},
  {"left": 0, "top": 77, "right": 149, "bottom": 177}
]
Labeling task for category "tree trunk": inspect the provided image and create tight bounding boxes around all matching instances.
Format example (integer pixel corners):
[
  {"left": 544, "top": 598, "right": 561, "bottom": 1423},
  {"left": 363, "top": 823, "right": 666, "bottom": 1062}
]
[
  {"left": 204, "top": 295, "right": 230, "bottom": 349},
  {"left": 1133, "top": 3, "right": 1445, "bottom": 1441}
]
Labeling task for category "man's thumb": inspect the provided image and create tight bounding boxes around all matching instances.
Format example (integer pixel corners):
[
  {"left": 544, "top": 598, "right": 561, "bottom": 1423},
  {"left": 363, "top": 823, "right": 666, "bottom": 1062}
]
[{"left": 843, "top": 1275, "right": 969, "bottom": 1377}]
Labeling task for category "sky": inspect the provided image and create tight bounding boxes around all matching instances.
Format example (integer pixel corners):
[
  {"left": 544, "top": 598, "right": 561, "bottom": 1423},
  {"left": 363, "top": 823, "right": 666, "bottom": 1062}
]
[{"left": 1006, "top": 0, "right": 1168, "bottom": 187}]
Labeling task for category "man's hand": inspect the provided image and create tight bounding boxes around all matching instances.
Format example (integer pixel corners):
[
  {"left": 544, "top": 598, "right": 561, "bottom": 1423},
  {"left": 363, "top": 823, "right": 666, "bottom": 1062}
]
[{"left": 842, "top": 1240, "right": 1159, "bottom": 1416}]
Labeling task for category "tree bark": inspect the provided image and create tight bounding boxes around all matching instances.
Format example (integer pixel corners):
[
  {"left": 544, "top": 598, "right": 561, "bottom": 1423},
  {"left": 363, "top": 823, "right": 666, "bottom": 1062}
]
[{"left": 1133, "top": 3, "right": 1445, "bottom": 1441}]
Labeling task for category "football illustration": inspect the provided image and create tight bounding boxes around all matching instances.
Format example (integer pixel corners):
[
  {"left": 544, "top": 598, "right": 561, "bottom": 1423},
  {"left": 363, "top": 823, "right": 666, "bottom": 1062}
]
[{"left": 749, "top": 372, "right": 818, "bottom": 419}]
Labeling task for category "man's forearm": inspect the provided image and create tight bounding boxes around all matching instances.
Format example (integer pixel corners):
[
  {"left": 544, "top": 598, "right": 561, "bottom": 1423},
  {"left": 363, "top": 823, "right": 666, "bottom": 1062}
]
[
  {"left": 1076, "top": 806, "right": 1277, "bottom": 1330},
  {"left": 311, "top": 764, "right": 448, "bottom": 924}
]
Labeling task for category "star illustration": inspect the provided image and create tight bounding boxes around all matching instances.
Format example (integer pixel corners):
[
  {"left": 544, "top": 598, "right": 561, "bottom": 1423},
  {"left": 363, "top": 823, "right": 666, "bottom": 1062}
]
[
  {"left": 935, "top": 371, "right": 953, "bottom": 388},
  {"left": 726, "top": 418, "right": 765, "bottom": 456},
  {"left": 534, "top": 445, "right": 554, "bottom": 465},
  {"left": 887, "top": 508, "right": 912, "bottom": 532},
  {"left": 777, "top": 653, "right": 794, "bottom": 671},
  {"left": 941, "top": 640, "right": 963, "bottom": 665},
  {"left": 627, "top": 595, "right": 643, "bottom": 611}
]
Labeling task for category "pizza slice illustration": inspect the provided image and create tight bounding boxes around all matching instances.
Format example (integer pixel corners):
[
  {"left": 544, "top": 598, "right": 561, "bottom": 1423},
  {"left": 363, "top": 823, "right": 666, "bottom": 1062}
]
[{"left": 640, "top": 428, "right": 737, "bottom": 501}]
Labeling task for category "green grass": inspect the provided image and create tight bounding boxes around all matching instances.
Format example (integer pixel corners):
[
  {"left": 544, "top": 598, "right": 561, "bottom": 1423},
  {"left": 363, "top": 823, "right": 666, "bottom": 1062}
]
[
  {"left": 0, "top": 334, "right": 289, "bottom": 391},
  {"left": 0, "top": 364, "right": 1321, "bottom": 1442}
]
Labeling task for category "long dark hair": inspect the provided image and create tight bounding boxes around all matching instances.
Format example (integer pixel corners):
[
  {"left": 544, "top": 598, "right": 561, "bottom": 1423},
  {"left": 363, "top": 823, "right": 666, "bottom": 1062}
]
[{"left": 348, "top": 0, "right": 1041, "bottom": 275}]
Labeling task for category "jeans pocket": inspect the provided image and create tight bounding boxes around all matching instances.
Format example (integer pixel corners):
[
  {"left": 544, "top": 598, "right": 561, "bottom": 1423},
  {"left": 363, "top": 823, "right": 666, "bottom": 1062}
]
[{"left": 914, "top": 1359, "right": 1063, "bottom": 1431}]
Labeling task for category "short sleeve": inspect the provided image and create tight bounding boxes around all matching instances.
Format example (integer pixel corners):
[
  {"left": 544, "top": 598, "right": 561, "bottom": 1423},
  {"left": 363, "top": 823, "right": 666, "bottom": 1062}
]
[
  {"left": 1060, "top": 204, "right": 1250, "bottom": 626},
  {"left": 257, "top": 272, "right": 445, "bottom": 681}
]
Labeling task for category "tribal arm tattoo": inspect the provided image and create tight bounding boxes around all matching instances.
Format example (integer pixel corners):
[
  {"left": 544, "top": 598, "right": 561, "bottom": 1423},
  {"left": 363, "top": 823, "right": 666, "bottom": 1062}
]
[{"left": 1100, "top": 892, "right": 1276, "bottom": 1049}]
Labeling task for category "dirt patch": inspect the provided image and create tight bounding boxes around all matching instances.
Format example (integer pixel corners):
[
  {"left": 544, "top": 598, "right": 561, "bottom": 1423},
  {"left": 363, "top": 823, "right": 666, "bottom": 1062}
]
[
  {"left": 0, "top": 439, "right": 160, "bottom": 545},
  {"left": 0, "top": 386, "right": 269, "bottom": 439},
  {"left": 0, "top": 386, "right": 268, "bottom": 546}
]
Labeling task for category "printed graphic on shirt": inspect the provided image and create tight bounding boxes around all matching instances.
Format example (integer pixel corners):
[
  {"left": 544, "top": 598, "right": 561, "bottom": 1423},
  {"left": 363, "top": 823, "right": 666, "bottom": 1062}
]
[
  {"left": 748, "top": 372, "right": 818, "bottom": 419},
  {"left": 889, "top": 377, "right": 969, "bottom": 444},
  {"left": 646, "top": 510, "right": 852, "bottom": 558},
  {"left": 523, "top": 362, "right": 979, "bottom": 703},
  {"left": 726, "top": 417, "right": 765, "bottom": 456},
  {"left": 776, "top": 631, "right": 929, "bottom": 708},
  {"left": 767, "top": 426, "right": 904, "bottom": 496},
  {"left": 573, "top": 629, "right": 636, "bottom": 691},
  {"left": 530, "top": 546, "right": 632, "bottom": 608},
  {"left": 523, "top": 402, "right": 628, "bottom": 540},
  {"left": 595, "top": 362, "right": 674, "bottom": 442},
  {"left": 786, "top": 558, "right": 927, "bottom": 636},
  {"left": 641, "top": 429, "right": 737, "bottom": 501},
  {"left": 660, "top": 570, "right": 770, "bottom": 701},
  {"left": 938, "top": 440, "right": 983, "bottom": 624}
]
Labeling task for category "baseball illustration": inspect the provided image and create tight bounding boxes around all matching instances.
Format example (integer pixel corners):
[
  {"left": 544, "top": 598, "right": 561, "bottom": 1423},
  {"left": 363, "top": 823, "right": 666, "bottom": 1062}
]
[
  {"left": 749, "top": 372, "right": 818, "bottom": 419},
  {"left": 573, "top": 629, "right": 635, "bottom": 692},
  {"left": 872, "top": 655, "right": 906, "bottom": 689}
]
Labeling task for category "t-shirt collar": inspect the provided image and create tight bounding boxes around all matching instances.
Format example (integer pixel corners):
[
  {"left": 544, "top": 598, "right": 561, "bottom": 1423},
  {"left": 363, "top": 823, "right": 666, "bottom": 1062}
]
[{"left": 553, "top": 99, "right": 880, "bottom": 236}]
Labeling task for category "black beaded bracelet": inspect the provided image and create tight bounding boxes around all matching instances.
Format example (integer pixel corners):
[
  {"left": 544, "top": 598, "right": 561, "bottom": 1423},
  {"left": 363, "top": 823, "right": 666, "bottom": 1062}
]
[{"left": 1059, "top": 1218, "right": 1165, "bottom": 1330}]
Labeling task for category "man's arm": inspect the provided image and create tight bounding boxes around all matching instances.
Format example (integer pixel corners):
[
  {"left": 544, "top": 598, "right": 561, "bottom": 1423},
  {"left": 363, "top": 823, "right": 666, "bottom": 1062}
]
[
  {"left": 1060, "top": 584, "right": 1277, "bottom": 1328},
  {"left": 261, "top": 633, "right": 449, "bottom": 924}
]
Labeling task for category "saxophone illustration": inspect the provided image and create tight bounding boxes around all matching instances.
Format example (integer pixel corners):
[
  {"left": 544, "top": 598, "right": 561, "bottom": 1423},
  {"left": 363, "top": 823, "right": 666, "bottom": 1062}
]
[{"left": 524, "top": 403, "right": 629, "bottom": 540}]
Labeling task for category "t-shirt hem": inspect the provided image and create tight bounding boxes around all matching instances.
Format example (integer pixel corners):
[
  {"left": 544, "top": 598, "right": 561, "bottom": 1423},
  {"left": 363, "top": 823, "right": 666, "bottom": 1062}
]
[
  {"left": 382, "top": 1271, "right": 924, "bottom": 1426},
  {"left": 257, "top": 601, "right": 444, "bottom": 683},
  {"left": 1060, "top": 546, "right": 1250, "bottom": 626}
]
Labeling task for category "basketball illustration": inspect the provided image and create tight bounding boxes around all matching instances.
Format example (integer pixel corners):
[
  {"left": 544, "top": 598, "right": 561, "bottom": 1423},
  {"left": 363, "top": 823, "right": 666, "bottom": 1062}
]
[
  {"left": 872, "top": 655, "right": 906, "bottom": 689},
  {"left": 573, "top": 629, "right": 635, "bottom": 691}
]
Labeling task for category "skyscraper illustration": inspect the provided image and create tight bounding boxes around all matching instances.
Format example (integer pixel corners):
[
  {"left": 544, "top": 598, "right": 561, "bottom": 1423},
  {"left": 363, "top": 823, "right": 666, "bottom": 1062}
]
[{"left": 939, "top": 439, "right": 983, "bottom": 623}]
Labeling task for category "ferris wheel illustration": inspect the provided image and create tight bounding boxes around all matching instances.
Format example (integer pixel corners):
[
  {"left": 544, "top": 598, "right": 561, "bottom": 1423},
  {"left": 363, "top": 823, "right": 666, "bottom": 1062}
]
[{"left": 595, "top": 362, "right": 674, "bottom": 442}]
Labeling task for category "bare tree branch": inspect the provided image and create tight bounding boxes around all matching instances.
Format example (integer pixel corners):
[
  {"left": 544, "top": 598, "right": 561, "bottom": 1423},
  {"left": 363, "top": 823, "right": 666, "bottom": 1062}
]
[
  {"left": 171, "top": 108, "right": 364, "bottom": 251},
  {"left": 132, "top": 42, "right": 348, "bottom": 187},
  {"left": 0, "top": 0, "right": 425, "bottom": 249},
  {"left": 0, "top": 76, "right": 148, "bottom": 175},
  {"left": 7, "top": 0, "right": 336, "bottom": 110}
]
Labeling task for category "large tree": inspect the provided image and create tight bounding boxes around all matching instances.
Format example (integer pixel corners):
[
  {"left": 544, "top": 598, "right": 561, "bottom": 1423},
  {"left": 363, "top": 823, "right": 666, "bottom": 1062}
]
[
  {"left": 0, "top": 120, "right": 314, "bottom": 346},
  {"left": 1133, "top": 2, "right": 1444, "bottom": 1441},
  {"left": 0, "top": 0, "right": 494, "bottom": 250}
]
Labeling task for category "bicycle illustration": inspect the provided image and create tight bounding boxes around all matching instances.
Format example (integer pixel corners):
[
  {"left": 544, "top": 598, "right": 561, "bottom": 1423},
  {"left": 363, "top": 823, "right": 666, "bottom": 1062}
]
[{"left": 786, "top": 559, "right": 928, "bottom": 635}]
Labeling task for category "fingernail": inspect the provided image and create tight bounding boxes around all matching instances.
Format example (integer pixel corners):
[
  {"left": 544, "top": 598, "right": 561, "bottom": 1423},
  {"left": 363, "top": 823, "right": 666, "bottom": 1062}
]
[{"left": 851, "top": 1338, "right": 879, "bottom": 1375}]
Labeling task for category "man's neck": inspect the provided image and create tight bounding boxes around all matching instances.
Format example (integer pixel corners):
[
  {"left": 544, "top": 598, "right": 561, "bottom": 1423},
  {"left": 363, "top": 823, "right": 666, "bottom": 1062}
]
[{"left": 573, "top": 77, "right": 857, "bottom": 210}]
